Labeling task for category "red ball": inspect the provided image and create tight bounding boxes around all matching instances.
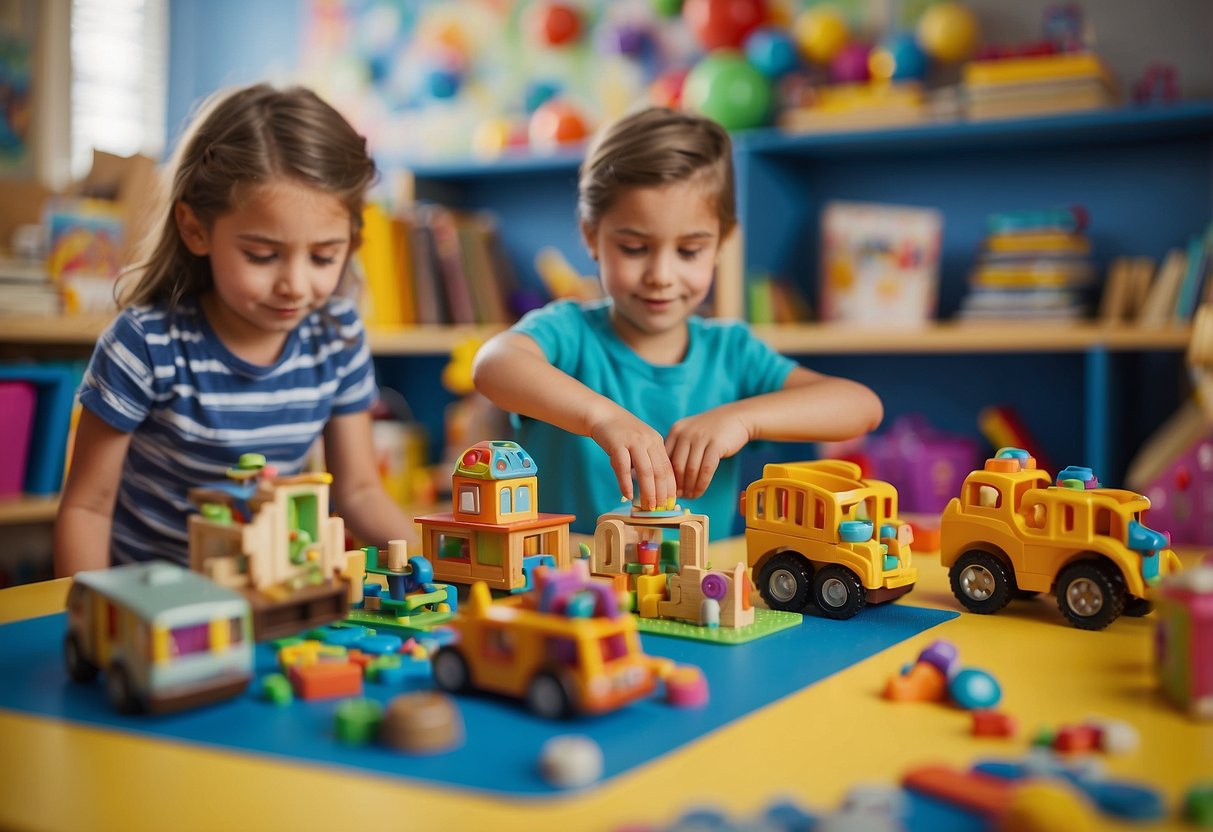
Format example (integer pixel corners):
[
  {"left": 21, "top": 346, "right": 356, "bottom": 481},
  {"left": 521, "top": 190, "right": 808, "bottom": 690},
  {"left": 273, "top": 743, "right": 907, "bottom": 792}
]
[
  {"left": 682, "top": 0, "right": 767, "bottom": 50},
  {"left": 530, "top": 2, "right": 582, "bottom": 46},
  {"left": 528, "top": 100, "right": 589, "bottom": 153}
]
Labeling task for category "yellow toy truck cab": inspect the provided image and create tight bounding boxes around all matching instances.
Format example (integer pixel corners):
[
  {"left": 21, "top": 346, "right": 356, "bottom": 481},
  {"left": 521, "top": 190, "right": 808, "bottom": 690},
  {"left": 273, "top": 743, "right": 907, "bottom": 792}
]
[
  {"left": 940, "top": 448, "right": 1184, "bottom": 630},
  {"left": 742, "top": 460, "right": 917, "bottom": 619},
  {"left": 430, "top": 564, "right": 664, "bottom": 718}
]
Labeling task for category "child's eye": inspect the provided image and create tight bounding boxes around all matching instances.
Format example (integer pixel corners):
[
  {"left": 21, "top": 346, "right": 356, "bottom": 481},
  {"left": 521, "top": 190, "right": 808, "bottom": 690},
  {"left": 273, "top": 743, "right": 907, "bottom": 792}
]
[
  {"left": 243, "top": 251, "right": 277, "bottom": 265},
  {"left": 311, "top": 254, "right": 337, "bottom": 267},
  {"left": 619, "top": 244, "right": 646, "bottom": 256},
  {"left": 678, "top": 248, "right": 703, "bottom": 259}
]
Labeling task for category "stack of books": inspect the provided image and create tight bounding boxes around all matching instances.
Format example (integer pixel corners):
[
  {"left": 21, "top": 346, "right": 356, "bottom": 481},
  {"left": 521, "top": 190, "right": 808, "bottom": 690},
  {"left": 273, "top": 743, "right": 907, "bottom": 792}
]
[
  {"left": 779, "top": 82, "right": 930, "bottom": 134},
  {"left": 962, "top": 52, "right": 1119, "bottom": 121},
  {"left": 0, "top": 258, "right": 59, "bottom": 317},
  {"left": 957, "top": 207, "right": 1094, "bottom": 322}
]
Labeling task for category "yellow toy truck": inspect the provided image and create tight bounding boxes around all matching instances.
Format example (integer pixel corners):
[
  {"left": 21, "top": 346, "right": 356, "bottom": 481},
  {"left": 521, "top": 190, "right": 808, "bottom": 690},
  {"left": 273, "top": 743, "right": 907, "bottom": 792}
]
[
  {"left": 742, "top": 460, "right": 917, "bottom": 619},
  {"left": 940, "top": 448, "right": 1183, "bottom": 630}
]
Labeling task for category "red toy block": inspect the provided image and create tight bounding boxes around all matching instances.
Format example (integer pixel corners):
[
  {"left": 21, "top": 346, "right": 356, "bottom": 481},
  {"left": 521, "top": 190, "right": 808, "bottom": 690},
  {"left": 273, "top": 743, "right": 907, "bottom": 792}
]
[
  {"left": 289, "top": 660, "right": 363, "bottom": 701},
  {"left": 972, "top": 710, "right": 1017, "bottom": 738},
  {"left": 1053, "top": 724, "right": 1099, "bottom": 753}
]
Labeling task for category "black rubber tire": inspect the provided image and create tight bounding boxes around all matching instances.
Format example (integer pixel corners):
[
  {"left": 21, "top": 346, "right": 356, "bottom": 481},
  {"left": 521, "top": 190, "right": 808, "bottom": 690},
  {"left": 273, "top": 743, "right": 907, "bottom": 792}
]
[
  {"left": 812, "top": 564, "right": 867, "bottom": 620},
  {"left": 756, "top": 553, "right": 813, "bottom": 613},
  {"left": 64, "top": 634, "right": 98, "bottom": 683},
  {"left": 106, "top": 663, "right": 141, "bottom": 714},
  {"left": 526, "top": 671, "right": 575, "bottom": 720},
  {"left": 1123, "top": 597, "right": 1154, "bottom": 617},
  {"left": 949, "top": 550, "right": 1013, "bottom": 615},
  {"left": 1055, "top": 561, "right": 1127, "bottom": 630},
  {"left": 431, "top": 647, "right": 472, "bottom": 694}
]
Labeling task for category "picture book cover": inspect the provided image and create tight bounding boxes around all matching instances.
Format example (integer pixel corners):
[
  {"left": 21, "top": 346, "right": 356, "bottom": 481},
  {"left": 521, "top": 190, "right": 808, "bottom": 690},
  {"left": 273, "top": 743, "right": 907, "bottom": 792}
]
[{"left": 820, "top": 201, "right": 943, "bottom": 327}]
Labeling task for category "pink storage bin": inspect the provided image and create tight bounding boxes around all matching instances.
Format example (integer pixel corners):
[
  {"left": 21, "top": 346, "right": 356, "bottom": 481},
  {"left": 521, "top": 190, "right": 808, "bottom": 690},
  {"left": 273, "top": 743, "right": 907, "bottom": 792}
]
[
  {"left": 0, "top": 381, "right": 37, "bottom": 497},
  {"left": 867, "top": 414, "right": 981, "bottom": 515}
]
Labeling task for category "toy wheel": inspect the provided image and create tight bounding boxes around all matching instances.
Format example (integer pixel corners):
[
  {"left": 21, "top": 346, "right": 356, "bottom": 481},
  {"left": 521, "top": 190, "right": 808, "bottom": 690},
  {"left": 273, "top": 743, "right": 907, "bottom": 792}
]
[
  {"left": 757, "top": 553, "right": 812, "bottom": 612},
  {"left": 949, "top": 550, "right": 1013, "bottom": 615},
  {"left": 526, "top": 671, "right": 575, "bottom": 720},
  {"left": 106, "top": 663, "right": 142, "bottom": 714},
  {"left": 431, "top": 647, "right": 471, "bottom": 694},
  {"left": 812, "top": 564, "right": 866, "bottom": 620},
  {"left": 1056, "top": 561, "right": 1126, "bottom": 630},
  {"left": 1123, "top": 597, "right": 1153, "bottom": 617},
  {"left": 64, "top": 634, "right": 98, "bottom": 683},
  {"left": 700, "top": 572, "right": 728, "bottom": 601}
]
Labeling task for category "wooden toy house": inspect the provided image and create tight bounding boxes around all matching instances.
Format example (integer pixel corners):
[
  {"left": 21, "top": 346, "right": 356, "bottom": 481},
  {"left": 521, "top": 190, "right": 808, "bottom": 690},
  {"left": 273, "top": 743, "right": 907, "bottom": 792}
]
[
  {"left": 187, "top": 457, "right": 351, "bottom": 639},
  {"left": 415, "top": 440, "right": 574, "bottom": 592}
]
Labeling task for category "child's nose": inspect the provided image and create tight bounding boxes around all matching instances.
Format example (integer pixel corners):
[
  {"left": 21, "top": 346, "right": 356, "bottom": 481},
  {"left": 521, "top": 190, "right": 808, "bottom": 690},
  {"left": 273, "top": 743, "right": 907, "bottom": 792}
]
[
  {"left": 274, "top": 259, "right": 308, "bottom": 299},
  {"left": 645, "top": 252, "right": 676, "bottom": 287}
]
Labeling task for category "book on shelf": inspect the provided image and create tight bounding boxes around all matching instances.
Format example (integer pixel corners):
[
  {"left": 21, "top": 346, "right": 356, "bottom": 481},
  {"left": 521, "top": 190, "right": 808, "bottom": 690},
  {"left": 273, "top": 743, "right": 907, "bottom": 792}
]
[
  {"left": 778, "top": 82, "right": 930, "bottom": 134},
  {"left": 962, "top": 51, "right": 1119, "bottom": 121},
  {"left": 0, "top": 257, "right": 59, "bottom": 317},
  {"left": 1137, "top": 248, "right": 1188, "bottom": 327}
]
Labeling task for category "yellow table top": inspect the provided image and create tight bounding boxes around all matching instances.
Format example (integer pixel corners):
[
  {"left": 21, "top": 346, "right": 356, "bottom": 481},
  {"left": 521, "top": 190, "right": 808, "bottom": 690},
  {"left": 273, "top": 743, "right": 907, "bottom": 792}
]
[{"left": 1, "top": 543, "right": 1209, "bottom": 832}]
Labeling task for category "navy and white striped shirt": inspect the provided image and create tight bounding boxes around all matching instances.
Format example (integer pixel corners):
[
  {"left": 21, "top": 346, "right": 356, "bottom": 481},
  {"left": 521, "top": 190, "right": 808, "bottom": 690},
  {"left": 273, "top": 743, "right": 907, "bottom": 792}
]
[{"left": 78, "top": 296, "right": 377, "bottom": 566}]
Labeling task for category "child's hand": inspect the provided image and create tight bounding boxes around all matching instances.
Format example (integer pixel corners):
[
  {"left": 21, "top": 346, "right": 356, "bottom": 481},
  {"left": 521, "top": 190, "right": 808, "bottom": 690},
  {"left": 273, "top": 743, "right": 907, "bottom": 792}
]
[
  {"left": 589, "top": 413, "right": 677, "bottom": 511},
  {"left": 665, "top": 408, "right": 752, "bottom": 500}
]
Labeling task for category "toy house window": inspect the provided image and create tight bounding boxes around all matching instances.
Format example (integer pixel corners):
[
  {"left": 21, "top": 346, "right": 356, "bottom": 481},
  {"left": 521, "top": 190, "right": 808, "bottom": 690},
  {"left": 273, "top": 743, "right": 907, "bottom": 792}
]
[
  {"left": 500, "top": 487, "right": 512, "bottom": 514},
  {"left": 437, "top": 533, "right": 470, "bottom": 562},
  {"left": 458, "top": 486, "right": 479, "bottom": 514},
  {"left": 170, "top": 622, "right": 210, "bottom": 657},
  {"left": 545, "top": 636, "right": 578, "bottom": 667},
  {"left": 516, "top": 485, "right": 532, "bottom": 512}
]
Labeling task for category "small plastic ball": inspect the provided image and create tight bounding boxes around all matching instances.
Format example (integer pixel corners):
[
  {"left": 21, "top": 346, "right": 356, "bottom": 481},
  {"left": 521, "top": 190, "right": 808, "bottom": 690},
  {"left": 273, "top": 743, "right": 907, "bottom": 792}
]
[
  {"left": 793, "top": 5, "right": 850, "bottom": 65},
  {"left": 649, "top": 67, "right": 690, "bottom": 108},
  {"left": 528, "top": 100, "right": 589, "bottom": 153},
  {"left": 683, "top": 50, "right": 774, "bottom": 131},
  {"left": 869, "top": 31, "right": 929, "bottom": 81},
  {"left": 682, "top": 0, "right": 767, "bottom": 51},
  {"left": 528, "top": 2, "right": 582, "bottom": 47},
  {"left": 948, "top": 667, "right": 1002, "bottom": 710},
  {"left": 539, "top": 735, "right": 604, "bottom": 788},
  {"left": 744, "top": 27, "right": 800, "bottom": 79},
  {"left": 916, "top": 2, "right": 980, "bottom": 64},
  {"left": 597, "top": 22, "right": 653, "bottom": 58},
  {"left": 524, "top": 79, "right": 562, "bottom": 113},
  {"left": 829, "top": 41, "right": 872, "bottom": 84}
]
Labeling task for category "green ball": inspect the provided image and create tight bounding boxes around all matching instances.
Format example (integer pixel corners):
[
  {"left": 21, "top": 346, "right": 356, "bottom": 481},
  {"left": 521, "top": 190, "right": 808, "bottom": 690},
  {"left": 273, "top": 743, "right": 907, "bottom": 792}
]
[
  {"left": 651, "top": 0, "right": 683, "bottom": 18},
  {"left": 683, "top": 50, "right": 773, "bottom": 131}
]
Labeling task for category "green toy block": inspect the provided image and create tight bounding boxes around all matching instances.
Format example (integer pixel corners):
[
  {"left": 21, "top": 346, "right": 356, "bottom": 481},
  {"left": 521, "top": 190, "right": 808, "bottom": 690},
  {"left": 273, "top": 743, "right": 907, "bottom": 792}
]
[
  {"left": 334, "top": 698, "right": 384, "bottom": 745},
  {"left": 261, "top": 673, "right": 293, "bottom": 706}
]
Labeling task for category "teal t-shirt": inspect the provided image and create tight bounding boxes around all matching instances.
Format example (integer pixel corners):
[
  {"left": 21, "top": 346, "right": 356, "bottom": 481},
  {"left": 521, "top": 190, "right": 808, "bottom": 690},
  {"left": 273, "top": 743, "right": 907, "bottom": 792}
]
[{"left": 511, "top": 299, "right": 797, "bottom": 539}]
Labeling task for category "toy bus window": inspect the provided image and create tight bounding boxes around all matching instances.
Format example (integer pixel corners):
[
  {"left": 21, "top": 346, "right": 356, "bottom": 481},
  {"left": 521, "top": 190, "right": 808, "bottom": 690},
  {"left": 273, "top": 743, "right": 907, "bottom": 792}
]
[
  {"left": 884, "top": 498, "right": 893, "bottom": 519},
  {"left": 793, "top": 491, "right": 805, "bottom": 525},
  {"left": 1026, "top": 502, "right": 1047, "bottom": 529},
  {"left": 437, "top": 533, "right": 470, "bottom": 562},
  {"left": 599, "top": 632, "right": 628, "bottom": 662},
  {"left": 1063, "top": 504, "right": 1075, "bottom": 531},
  {"left": 483, "top": 625, "right": 516, "bottom": 662},
  {"left": 458, "top": 485, "right": 479, "bottom": 514},
  {"left": 500, "top": 487, "right": 513, "bottom": 514},
  {"left": 546, "top": 635, "right": 578, "bottom": 667},
  {"left": 1094, "top": 507, "right": 1113, "bottom": 537},
  {"left": 755, "top": 490, "right": 766, "bottom": 519},
  {"left": 973, "top": 484, "right": 1001, "bottom": 508},
  {"left": 171, "top": 622, "right": 210, "bottom": 657},
  {"left": 516, "top": 485, "right": 532, "bottom": 512},
  {"left": 775, "top": 488, "right": 789, "bottom": 521},
  {"left": 229, "top": 617, "right": 246, "bottom": 644},
  {"left": 814, "top": 498, "right": 825, "bottom": 529}
]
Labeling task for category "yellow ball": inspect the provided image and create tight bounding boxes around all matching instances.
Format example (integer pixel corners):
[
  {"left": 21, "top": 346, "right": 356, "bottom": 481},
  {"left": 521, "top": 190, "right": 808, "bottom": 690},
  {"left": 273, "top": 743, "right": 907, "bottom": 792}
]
[
  {"left": 999, "top": 781, "right": 1096, "bottom": 832},
  {"left": 793, "top": 6, "right": 850, "bottom": 65},
  {"left": 916, "top": 2, "right": 980, "bottom": 64}
]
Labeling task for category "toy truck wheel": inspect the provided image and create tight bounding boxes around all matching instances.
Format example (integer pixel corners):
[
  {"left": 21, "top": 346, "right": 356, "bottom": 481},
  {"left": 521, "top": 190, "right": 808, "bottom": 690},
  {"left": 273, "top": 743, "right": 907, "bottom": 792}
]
[
  {"left": 1055, "top": 561, "right": 1126, "bottom": 630},
  {"left": 949, "top": 550, "right": 1013, "bottom": 615},
  {"left": 526, "top": 670, "right": 575, "bottom": 719},
  {"left": 432, "top": 647, "right": 471, "bottom": 694},
  {"left": 756, "top": 553, "right": 812, "bottom": 612},
  {"left": 106, "top": 663, "right": 142, "bottom": 714},
  {"left": 812, "top": 564, "right": 866, "bottom": 620},
  {"left": 64, "top": 634, "right": 98, "bottom": 683}
]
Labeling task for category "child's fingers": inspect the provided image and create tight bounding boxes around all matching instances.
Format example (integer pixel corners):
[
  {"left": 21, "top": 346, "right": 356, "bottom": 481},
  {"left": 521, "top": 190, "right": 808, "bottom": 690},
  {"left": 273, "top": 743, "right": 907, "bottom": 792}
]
[
  {"left": 679, "top": 441, "right": 706, "bottom": 498},
  {"left": 666, "top": 438, "right": 690, "bottom": 495},
  {"left": 633, "top": 450, "right": 657, "bottom": 510},
  {"left": 611, "top": 448, "right": 634, "bottom": 502},
  {"left": 654, "top": 447, "right": 677, "bottom": 506},
  {"left": 690, "top": 448, "right": 720, "bottom": 499}
]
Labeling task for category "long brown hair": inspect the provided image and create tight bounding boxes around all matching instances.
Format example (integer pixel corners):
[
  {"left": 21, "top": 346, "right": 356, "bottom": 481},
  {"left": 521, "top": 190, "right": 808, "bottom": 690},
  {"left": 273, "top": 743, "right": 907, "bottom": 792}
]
[
  {"left": 119, "top": 84, "right": 376, "bottom": 309},
  {"left": 577, "top": 106, "right": 736, "bottom": 239}
]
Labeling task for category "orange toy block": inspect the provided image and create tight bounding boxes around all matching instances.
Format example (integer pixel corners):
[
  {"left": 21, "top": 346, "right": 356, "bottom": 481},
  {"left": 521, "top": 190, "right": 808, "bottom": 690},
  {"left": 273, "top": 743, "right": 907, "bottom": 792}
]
[
  {"left": 902, "top": 764, "right": 1014, "bottom": 819},
  {"left": 288, "top": 660, "right": 363, "bottom": 701},
  {"left": 1054, "top": 724, "right": 1100, "bottom": 753},
  {"left": 972, "top": 709, "right": 1017, "bottom": 738},
  {"left": 883, "top": 660, "right": 947, "bottom": 702}
]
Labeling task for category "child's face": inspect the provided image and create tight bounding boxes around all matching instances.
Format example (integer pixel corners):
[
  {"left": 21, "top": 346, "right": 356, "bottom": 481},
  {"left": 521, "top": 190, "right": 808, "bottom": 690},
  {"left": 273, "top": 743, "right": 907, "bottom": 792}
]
[
  {"left": 583, "top": 179, "right": 720, "bottom": 346},
  {"left": 178, "top": 178, "right": 350, "bottom": 342}
]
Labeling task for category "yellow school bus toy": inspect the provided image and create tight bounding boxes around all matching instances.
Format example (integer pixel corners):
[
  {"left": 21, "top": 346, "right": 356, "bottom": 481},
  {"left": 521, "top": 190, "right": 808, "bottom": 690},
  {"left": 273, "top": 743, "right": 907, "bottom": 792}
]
[
  {"left": 64, "top": 562, "right": 253, "bottom": 714},
  {"left": 742, "top": 459, "right": 917, "bottom": 619},
  {"left": 941, "top": 447, "right": 1183, "bottom": 630},
  {"left": 431, "top": 562, "right": 670, "bottom": 718}
]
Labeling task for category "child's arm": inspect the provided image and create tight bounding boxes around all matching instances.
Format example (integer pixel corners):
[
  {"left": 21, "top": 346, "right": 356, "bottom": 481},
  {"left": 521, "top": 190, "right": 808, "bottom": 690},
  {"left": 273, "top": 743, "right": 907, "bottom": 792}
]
[
  {"left": 472, "top": 331, "right": 677, "bottom": 510},
  {"left": 323, "top": 410, "right": 418, "bottom": 547},
  {"left": 666, "top": 366, "right": 883, "bottom": 499},
  {"left": 54, "top": 410, "right": 134, "bottom": 576}
]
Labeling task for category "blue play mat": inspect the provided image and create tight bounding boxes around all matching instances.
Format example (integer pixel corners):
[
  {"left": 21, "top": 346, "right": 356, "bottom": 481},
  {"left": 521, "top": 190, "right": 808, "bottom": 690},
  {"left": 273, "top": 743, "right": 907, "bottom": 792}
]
[{"left": 0, "top": 605, "right": 955, "bottom": 796}]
